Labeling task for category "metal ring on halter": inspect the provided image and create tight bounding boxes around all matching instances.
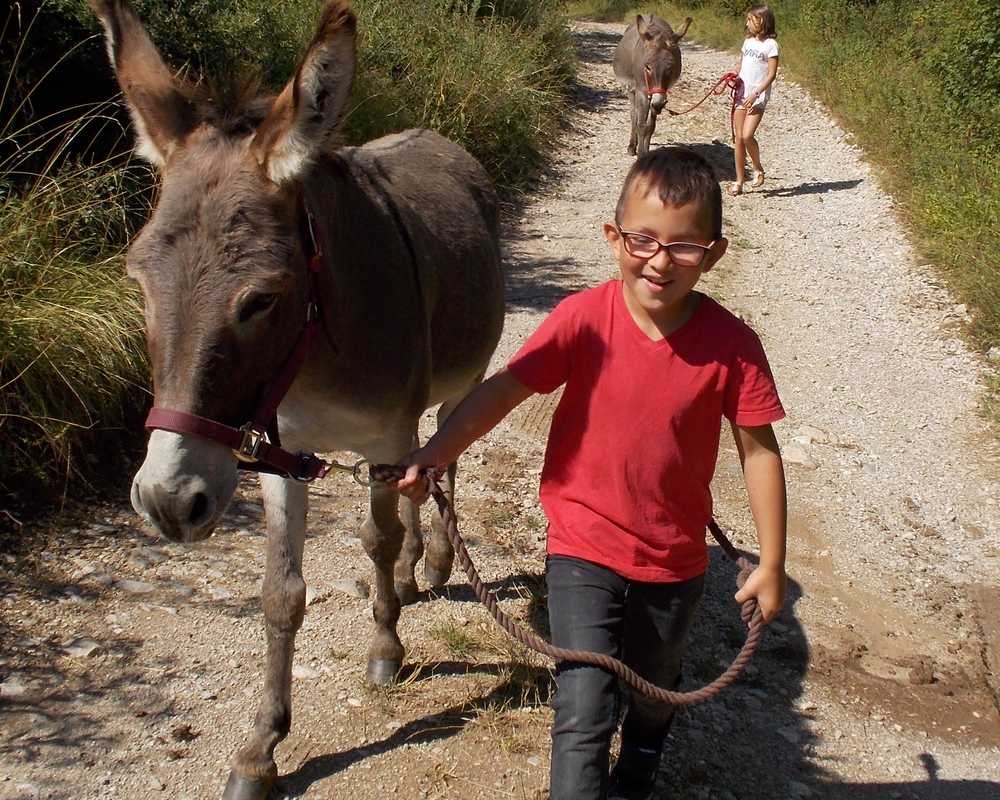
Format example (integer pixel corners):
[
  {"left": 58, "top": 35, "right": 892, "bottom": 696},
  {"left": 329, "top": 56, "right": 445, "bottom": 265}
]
[{"left": 351, "top": 459, "right": 373, "bottom": 487}]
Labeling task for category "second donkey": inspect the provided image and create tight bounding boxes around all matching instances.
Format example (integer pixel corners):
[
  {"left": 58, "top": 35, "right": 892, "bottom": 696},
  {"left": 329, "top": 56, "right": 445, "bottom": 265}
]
[{"left": 613, "top": 14, "right": 692, "bottom": 156}]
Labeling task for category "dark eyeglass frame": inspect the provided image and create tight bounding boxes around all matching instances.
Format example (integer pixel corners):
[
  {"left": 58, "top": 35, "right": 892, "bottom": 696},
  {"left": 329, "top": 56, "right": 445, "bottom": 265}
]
[{"left": 615, "top": 223, "right": 716, "bottom": 268}]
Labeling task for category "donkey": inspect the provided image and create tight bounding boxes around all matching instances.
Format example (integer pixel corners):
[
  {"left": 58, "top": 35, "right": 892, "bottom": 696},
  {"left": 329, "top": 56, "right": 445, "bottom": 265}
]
[
  {"left": 88, "top": 1, "right": 503, "bottom": 796},
  {"left": 613, "top": 14, "right": 692, "bottom": 156}
]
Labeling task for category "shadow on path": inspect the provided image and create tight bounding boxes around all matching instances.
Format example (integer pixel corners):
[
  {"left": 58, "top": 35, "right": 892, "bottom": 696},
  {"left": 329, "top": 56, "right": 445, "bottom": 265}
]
[
  {"left": 760, "top": 178, "right": 865, "bottom": 197},
  {"left": 503, "top": 249, "right": 595, "bottom": 314},
  {"left": 572, "top": 27, "right": 619, "bottom": 65},
  {"left": 568, "top": 77, "right": 621, "bottom": 115},
  {"left": 672, "top": 139, "right": 738, "bottom": 181}
]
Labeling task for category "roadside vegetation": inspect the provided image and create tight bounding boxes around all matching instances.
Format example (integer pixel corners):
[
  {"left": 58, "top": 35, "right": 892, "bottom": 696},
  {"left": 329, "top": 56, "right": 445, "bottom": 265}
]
[
  {"left": 0, "top": 0, "right": 575, "bottom": 504},
  {"left": 571, "top": 0, "right": 1000, "bottom": 418}
]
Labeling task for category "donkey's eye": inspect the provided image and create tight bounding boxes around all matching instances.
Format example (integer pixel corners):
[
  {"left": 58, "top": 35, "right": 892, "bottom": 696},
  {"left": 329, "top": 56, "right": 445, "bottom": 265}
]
[{"left": 237, "top": 293, "right": 278, "bottom": 323}]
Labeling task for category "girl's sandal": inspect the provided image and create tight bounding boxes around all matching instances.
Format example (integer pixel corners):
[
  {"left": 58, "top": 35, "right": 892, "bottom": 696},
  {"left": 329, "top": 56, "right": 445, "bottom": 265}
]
[
  {"left": 751, "top": 171, "right": 766, "bottom": 188},
  {"left": 728, "top": 182, "right": 744, "bottom": 197}
]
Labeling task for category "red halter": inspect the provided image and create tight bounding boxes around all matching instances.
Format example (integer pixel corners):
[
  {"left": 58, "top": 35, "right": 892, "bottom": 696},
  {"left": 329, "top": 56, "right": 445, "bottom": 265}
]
[
  {"left": 143, "top": 205, "right": 334, "bottom": 482},
  {"left": 644, "top": 68, "right": 669, "bottom": 98}
]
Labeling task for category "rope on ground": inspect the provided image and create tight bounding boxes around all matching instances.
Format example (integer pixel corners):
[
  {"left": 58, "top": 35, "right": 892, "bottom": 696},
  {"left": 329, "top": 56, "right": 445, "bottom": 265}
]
[{"left": 369, "top": 463, "right": 764, "bottom": 706}]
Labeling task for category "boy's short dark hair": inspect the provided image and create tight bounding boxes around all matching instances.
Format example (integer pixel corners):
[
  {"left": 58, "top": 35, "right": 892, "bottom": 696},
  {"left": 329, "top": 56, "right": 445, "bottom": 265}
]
[{"left": 615, "top": 147, "right": 723, "bottom": 239}]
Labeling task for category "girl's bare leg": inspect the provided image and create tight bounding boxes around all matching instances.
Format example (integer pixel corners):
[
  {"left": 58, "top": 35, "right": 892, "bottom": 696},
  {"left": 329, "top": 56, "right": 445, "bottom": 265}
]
[
  {"left": 743, "top": 110, "right": 766, "bottom": 184},
  {"left": 731, "top": 108, "right": 748, "bottom": 195}
]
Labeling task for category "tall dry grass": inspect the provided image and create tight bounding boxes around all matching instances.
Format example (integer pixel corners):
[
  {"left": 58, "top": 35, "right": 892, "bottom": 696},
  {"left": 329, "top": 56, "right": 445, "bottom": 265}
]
[{"left": 0, "top": 111, "right": 152, "bottom": 498}]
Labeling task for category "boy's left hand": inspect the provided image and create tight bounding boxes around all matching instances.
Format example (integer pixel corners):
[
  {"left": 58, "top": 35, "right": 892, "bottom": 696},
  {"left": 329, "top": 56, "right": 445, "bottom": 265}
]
[{"left": 734, "top": 564, "right": 786, "bottom": 623}]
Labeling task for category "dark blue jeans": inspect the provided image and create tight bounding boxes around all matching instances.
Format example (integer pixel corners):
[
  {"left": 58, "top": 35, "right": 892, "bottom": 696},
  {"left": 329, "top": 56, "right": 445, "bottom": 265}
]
[{"left": 546, "top": 555, "right": 705, "bottom": 800}]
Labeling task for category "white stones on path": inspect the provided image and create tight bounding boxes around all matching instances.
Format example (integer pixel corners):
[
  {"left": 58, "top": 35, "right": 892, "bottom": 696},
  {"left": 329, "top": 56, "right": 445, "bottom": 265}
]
[
  {"left": 115, "top": 578, "right": 156, "bottom": 595},
  {"left": 0, "top": 675, "right": 30, "bottom": 699},
  {"left": 306, "top": 577, "right": 371, "bottom": 605},
  {"left": 61, "top": 637, "right": 102, "bottom": 658}
]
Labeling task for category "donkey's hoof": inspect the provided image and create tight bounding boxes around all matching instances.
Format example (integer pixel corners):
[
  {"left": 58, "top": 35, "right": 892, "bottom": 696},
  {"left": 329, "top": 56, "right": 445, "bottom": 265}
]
[
  {"left": 367, "top": 658, "right": 401, "bottom": 686},
  {"left": 394, "top": 580, "right": 419, "bottom": 606},
  {"left": 221, "top": 771, "right": 273, "bottom": 800},
  {"left": 423, "top": 564, "right": 452, "bottom": 589}
]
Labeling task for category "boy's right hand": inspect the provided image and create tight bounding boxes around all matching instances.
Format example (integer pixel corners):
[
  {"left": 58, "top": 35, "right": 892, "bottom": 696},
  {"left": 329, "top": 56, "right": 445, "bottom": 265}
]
[{"left": 396, "top": 459, "right": 435, "bottom": 506}]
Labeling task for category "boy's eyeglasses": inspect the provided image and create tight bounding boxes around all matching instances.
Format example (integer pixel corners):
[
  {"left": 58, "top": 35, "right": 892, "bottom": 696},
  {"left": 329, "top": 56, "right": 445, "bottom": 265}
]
[{"left": 616, "top": 224, "right": 716, "bottom": 267}]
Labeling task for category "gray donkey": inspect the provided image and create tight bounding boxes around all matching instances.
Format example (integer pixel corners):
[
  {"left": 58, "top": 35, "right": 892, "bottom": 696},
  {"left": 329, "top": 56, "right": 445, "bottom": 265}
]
[
  {"left": 613, "top": 14, "right": 693, "bottom": 156},
  {"left": 88, "top": 1, "right": 503, "bottom": 797}
]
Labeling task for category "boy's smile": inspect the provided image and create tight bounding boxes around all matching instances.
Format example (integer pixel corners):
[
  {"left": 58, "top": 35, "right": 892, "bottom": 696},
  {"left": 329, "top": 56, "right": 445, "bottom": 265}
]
[{"left": 604, "top": 189, "right": 727, "bottom": 338}]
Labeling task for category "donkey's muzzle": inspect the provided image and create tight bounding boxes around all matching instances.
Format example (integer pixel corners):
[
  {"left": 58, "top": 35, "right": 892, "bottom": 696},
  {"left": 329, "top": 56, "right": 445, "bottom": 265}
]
[
  {"left": 130, "top": 429, "right": 239, "bottom": 543},
  {"left": 132, "top": 477, "right": 218, "bottom": 543}
]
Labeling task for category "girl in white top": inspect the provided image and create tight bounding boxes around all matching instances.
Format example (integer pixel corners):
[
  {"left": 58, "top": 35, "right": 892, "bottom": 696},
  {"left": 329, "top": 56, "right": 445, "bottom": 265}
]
[{"left": 730, "top": 5, "right": 779, "bottom": 196}]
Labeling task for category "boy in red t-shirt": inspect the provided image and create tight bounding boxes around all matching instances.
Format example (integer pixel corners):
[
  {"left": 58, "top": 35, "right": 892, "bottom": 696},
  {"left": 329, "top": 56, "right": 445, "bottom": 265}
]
[{"left": 398, "top": 147, "right": 787, "bottom": 800}]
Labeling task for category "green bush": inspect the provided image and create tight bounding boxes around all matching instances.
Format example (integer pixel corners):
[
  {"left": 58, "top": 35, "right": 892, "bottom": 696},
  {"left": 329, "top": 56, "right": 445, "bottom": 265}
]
[
  {"left": 348, "top": 0, "right": 573, "bottom": 187},
  {"left": 566, "top": 1, "right": 641, "bottom": 23}
]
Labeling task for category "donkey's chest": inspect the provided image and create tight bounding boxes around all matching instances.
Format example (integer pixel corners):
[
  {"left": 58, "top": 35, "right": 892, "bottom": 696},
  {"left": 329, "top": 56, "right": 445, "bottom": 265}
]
[{"left": 278, "top": 400, "right": 386, "bottom": 450}]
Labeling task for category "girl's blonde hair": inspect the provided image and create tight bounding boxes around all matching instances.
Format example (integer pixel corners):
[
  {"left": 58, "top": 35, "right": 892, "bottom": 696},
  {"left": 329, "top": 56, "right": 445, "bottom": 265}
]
[{"left": 746, "top": 5, "right": 777, "bottom": 38}]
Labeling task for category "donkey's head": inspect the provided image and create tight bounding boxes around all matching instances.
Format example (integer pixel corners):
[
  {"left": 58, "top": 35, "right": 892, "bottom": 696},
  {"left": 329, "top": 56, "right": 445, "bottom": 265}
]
[
  {"left": 90, "top": 0, "right": 356, "bottom": 542},
  {"left": 633, "top": 15, "right": 692, "bottom": 113}
]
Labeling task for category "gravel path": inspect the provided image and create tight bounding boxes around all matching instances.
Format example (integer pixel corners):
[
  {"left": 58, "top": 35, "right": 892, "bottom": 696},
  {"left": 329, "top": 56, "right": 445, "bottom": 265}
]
[{"left": 1, "top": 22, "right": 998, "bottom": 800}]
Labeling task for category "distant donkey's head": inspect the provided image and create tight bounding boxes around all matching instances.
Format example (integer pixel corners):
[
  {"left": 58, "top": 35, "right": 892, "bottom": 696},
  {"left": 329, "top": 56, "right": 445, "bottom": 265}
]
[
  {"left": 631, "top": 15, "right": 691, "bottom": 112},
  {"left": 89, "top": 0, "right": 356, "bottom": 541}
]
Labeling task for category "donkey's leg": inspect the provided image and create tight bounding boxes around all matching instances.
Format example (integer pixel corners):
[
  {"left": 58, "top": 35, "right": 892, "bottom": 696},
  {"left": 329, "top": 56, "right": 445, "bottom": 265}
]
[
  {"left": 361, "top": 433, "right": 412, "bottom": 685},
  {"left": 223, "top": 474, "right": 307, "bottom": 800},
  {"left": 394, "top": 431, "right": 424, "bottom": 606},
  {"left": 627, "top": 90, "right": 639, "bottom": 156},
  {"left": 639, "top": 123, "right": 653, "bottom": 156},
  {"left": 638, "top": 104, "right": 655, "bottom": 156},
  {"left": 425, "top": 397, "right": 464, "bottom": 588}
]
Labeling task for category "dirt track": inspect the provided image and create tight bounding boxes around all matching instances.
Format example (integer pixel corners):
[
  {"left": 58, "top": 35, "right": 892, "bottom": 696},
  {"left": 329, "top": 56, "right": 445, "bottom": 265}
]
[{"left": 2, "top": 22, "right": 999, "bottom": 800}]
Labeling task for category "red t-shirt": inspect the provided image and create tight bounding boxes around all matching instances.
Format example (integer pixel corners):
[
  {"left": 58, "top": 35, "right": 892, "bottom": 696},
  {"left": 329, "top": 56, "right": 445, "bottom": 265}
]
[{"left": 507, "top": 280, "right": 785, "bottom": 582}]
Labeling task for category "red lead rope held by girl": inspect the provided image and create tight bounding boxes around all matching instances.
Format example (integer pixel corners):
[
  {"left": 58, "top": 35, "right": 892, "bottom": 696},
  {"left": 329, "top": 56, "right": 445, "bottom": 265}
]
[{"left": 667, "top": 71, "right": 744, "bottom": 140}]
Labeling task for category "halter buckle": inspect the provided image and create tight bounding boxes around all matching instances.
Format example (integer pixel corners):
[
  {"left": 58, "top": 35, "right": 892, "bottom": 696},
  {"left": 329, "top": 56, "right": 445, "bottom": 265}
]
[{"left": 234, "top": 425, "right": 267, "bottom": 463}]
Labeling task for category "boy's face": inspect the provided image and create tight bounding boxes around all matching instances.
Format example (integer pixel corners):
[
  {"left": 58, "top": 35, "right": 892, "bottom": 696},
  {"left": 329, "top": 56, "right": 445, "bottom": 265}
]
[
  {"left": 604, "top": 187, "right": 727, "bottom": 326},
  {"left": 747, "top": 14, "right": 764, "bottom": 35}
]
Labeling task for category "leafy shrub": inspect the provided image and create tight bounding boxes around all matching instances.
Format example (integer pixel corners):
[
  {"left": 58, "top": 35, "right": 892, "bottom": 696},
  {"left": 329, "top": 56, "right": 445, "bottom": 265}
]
[
  {"left": 348, "top": 0, "right": 573, "bottom": 187},
  {"left": 567, "top": 1, "right": 642, "bottom": 22},
  {"left": 912, "top": 0, "right": 1000, "bottom": 147}
]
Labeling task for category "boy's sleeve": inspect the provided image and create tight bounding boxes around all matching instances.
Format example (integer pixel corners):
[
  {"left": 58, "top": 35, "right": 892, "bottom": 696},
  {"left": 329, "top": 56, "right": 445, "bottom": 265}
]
[
  {"left": 768, "top": 39, "right": 779, "bottom": 58},
  {"left": 723, "top": 329, "right": 785, "bottom": 426},
  {"left": 507, "top": 298, "right": 577, "bottom": 394}
]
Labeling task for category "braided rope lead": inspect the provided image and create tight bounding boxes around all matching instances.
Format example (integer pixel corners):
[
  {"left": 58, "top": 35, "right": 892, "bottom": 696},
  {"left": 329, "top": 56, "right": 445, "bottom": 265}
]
[
  {"left": 666, "top": 71, "right": 743, "bottom": 118},
  {"left": 369, "top": 464, "right": 764, "bottom": 706}
]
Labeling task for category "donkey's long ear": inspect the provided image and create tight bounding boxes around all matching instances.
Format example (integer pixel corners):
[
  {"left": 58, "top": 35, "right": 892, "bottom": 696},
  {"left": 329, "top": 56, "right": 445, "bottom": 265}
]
[
  {"left": 251, "top": 0, "right": 356, "bottom": 186},
  {"left": 89, "top": 1, "right": 196, "bottom": 167},
  {"left": 674, "top": 17, "right": 693, "bottom": 42},
  {"left": 635, "top": 15, "right": 649, "bottom": 36}
]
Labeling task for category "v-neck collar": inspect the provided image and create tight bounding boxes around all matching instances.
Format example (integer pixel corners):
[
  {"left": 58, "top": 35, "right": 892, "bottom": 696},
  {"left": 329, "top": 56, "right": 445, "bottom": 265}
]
[{"left": 615, "top": 281, "right": 706, "bottom": 347}]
